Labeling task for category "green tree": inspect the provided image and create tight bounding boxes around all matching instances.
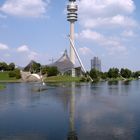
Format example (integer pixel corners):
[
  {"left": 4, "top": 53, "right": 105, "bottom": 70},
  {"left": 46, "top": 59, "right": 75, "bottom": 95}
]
[
  {"left": 24, "top": 60, "right": 41, "bottom": 73},
  {"left": 120, "top": 68, "right": 132, "bottom": 78},
  {"left": 47, "top": 66, "right": 59, "bottom": 77},
  {"left": 9, "top": 71, "right": 16, "bottom": 77},
  {"left": 0, "top": 62, "right": 8, "bottom": 71},
  {"left": 14, "top": 69, "right": 21, "bottom": 79},
  {"left": 107, "top": 68, "right": 119, "bottom": 78},
  {"left": 90, "top": 68, "right": 100, "bottom": 80},
  {"left": 31, "top": 63, "right": 41, "bottom": 73},
  {"left": 8, "top": 63, "right": 15, "bottom": 71},
  {"left": 41, "top": 66, "right": 48, "bottom": 75},
  {"left": 100, "top": 72, "right": 108, "bottom": 80},
  {"left": 132, "top": 71, "right": 140, "bottom": 78},
  {"left": 8, "top": 68, "right": 21, "bottom": 79}
]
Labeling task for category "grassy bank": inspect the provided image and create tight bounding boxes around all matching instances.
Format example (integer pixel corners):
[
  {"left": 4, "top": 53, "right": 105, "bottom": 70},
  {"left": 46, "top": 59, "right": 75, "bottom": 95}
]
[
  {"left": 45, "top": 75, "right": 138, "bottom": 83},
  {"left": 0, "top": 84, "right": 5, "bottom": 90},
  {"left": 107, "top": 77, "right": 136, "bottom": 82},
  {"left": 45, "top": 75, "right": 81, "bottom": 83},
  {"left": 0, "top": 71, "right": 19, "bottom": 82}
]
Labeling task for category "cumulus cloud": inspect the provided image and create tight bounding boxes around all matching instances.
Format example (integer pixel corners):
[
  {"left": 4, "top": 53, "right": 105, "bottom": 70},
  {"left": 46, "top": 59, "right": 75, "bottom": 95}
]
[
  {"left": 81, "top": 15, "right": 137, "bottom": 29},
  {"left": 0, "top": 0, "right": 50, "bottom": 18},
  {"left": 79, "top": 47, "right": 93, "bottom": 55},
  {"left": 28, "top": 51, "right": 38, "bottom": 60},
  {"left": 17, "top": 45, "right": 29, "bottom": 52},
  {"left": 77, "top": 29, "right": 127, "bottom": 55},
  {"left": 78, "top": 0, "right": 137, "bottom": 29},
  {"left": 75, "top": 0, "right": 138, "bottom": 56},
  {"left": 0, "top": 43, "right": 9, "bottom": 50},
  {"left": 16, "top": 45, "right": 39, "bottom": 60},
  {"left": 121, "top": 30, "right": 135, "bottom": 37}
]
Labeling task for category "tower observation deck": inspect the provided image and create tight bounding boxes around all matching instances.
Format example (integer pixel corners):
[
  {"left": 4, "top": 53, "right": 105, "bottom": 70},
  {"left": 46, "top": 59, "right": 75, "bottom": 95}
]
[{"left": 67, "top": 0, "right": 78, "bottom": 77}]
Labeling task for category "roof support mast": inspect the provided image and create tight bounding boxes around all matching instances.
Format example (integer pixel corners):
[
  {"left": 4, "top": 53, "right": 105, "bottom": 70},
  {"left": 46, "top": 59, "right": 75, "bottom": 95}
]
[{"left": 68, "top": 36, "right": 93, "bottom": 82}]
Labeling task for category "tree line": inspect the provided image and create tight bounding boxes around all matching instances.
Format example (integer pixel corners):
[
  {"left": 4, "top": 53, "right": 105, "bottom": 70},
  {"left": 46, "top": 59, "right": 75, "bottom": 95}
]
[
  {"left": 0, "top": 62, "right": 15, "bottom": 71},
  {"left": 0, "top": 62, "right": 21, "bottom": 79},
  {"left": 0, "top": 61, "right": 59, "bottom": 79},
  {"left": 1, "top": 61, "right": 140, "bottom": 80},
  {"left": 89, "top": 68, "right": 140, "bottom": 81}
]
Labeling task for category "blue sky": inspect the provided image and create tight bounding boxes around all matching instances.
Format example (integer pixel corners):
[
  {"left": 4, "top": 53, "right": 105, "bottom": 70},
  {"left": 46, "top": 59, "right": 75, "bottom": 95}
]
[{"left": 0, "top": 0, "right": 140, "bottom": 71}]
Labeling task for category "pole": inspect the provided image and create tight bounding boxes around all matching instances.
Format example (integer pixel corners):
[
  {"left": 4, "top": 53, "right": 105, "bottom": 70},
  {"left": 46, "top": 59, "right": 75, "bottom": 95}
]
[{"left": 68, "top": 36, "right": 93, "bottom": 82}]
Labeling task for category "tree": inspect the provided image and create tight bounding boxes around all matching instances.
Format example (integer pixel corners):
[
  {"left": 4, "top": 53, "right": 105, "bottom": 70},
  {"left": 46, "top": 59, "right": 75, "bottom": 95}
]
[
  {"left": 8, "top": 63, "right": 15, "bottom": 71},
  {"left": 120, "top": 68, "right": 132, "bottom": 78},
  {"left": 41, "top": 66, "right": 48, "bottom": 75},
  {"left": 107, "top": 68, "right": 119, "bottom": 78},
  {"left": 31, "top": 62, "right": 41, "bottom": 73},
  {"left": 47, "top": 66, "right": 59, "bottom": 77},
  {"left": 90, "top": 68, "right": 100, "bottom": 80},
  {"left": 0, "top": 62, "right": 8, "bottom": 71},
  {"left": 14, "top": 69, "right": 21, "bottom": 79},
  {"left": 9, "top": 71, "right": 16, "bottom": 77},
  {"left": 8, "top": 68, "right": 21, "bottom": 79},
  {"left": 24, "top": 60, "right": 41, "bottom": 73},
  {"left": 100, "top": 72, "right": 108, "bottom": 80},
  {"left": 132, "top": 71, "right": 140, "bottom": 78}
]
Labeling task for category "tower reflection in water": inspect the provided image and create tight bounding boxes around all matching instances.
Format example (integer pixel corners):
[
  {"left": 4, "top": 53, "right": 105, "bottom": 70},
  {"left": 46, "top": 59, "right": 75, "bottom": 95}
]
[{"left": 67, "top": 82, "right": 78, "bottom": 140}]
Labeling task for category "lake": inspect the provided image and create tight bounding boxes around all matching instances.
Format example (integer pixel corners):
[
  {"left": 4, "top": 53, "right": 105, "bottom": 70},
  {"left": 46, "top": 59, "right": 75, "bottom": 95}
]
[{"left": 0, "top": 80, "right": 140, "bottom": 140}]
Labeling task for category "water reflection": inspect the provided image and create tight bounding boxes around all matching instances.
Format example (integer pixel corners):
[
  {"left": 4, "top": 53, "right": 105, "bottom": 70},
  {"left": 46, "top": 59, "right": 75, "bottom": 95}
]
[
  {"left": 0, "top": 81, "right": 140, "bottom": 139},
  {"left": 67, "top": 82, "right": 78, "bottom": 140},
  {"left": 108, "top": 80, "right": 119, "bottom": 85}
]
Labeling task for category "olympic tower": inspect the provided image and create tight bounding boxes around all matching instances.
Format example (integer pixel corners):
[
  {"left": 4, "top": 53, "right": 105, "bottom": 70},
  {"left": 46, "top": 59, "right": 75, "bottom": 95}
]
[{"left": 67, "top": 0, "right": 78, "bottom": 77}]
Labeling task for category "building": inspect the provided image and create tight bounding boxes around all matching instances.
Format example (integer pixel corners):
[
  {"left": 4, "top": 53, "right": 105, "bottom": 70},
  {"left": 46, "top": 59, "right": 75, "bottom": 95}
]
[
  {"left": 91, "top": 57, "right": 101, "bottom": 71},
  {"left": 50, "top": 50, "right": 74, "bottom": 75},
  {"left": 50, "top": 50, "right": 82, "bottom": 76}
]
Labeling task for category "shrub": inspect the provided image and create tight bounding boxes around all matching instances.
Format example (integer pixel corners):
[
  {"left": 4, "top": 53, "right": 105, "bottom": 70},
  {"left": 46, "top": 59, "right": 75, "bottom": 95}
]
[
  {"left": 47, "top": 66, "right": 59, "bottom": 77},
  {"left": 9, "top": 71, "right": 16, "bottom": 77},
  {"left": 8, "top": 69, "right": 21, "bottom": 79}
]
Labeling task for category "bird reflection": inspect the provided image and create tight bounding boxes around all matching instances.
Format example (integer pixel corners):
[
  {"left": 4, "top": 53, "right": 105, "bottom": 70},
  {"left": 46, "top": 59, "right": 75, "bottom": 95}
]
[{"left": 67, "top": 82, "right": 78, "bottom": 140}]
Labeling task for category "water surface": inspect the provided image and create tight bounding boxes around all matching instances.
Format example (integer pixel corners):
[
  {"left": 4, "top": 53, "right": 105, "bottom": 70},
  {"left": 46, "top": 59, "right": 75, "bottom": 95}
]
[{"left": 0, "top": 81, "right": 140, "bottom": 140}]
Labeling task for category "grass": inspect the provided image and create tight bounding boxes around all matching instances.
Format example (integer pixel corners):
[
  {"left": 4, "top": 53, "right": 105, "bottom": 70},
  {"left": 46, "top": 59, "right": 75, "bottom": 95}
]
[
  {"left": 108, "top": 77, "right": 136, "bottom": 82},
  {"left": 0, "top": 71, "right": 18, "bottom": 82},
  {"left": 0, "top": 84, "right": 6, "bottom": 90},
  {"left": 45, "top": 75, "right": 81, "bottom": 83}
]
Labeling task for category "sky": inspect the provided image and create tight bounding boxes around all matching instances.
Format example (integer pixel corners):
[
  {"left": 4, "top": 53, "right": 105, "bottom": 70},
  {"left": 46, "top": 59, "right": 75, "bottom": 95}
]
[{"left": 0, "top": 0, "right": 140, "bottom": 71}]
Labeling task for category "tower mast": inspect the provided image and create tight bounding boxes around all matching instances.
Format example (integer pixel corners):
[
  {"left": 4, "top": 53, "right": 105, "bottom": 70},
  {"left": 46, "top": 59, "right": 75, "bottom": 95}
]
[{"left": 67, "top": 0, "right": 78, "bottom": 77}]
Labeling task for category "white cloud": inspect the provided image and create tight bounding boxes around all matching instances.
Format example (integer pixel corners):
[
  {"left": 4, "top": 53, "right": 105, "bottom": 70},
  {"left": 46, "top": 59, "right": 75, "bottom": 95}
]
[
  {"left": 0, "top": 43, "right": 9, "bottom": 50},
  {"left": 121, "top": 30, "right": 135, "bottom": 37},
  {"left": 78, "top": 0, "right": 137, "bottom": 29},
  {"left": 76, "top": 0, "right": 138, "bottom": 57},
  {"left": 77, "top": 29, "right": 103, "bottom": 42},
  {"left": 78, "top": 0, "right": 135, "bottom": 17},
  {"left": 79, "top": 47, "right": 93, "bottom": 55},
  {"left": 82, "top": 15, "right": 137, "bottom": 29},
  {"left": 28, "top": 51, "right": 38, "bottom": 60},
  {"left": 17, "top": 45, "right": 29, "bottom": 52},
  {"left": 77, "top": 29, "right": 127, "bottom": 55},
  {"left": 16, "top": 45, "right": 39, "bottom": 60},
  {"left": 0, "top": 0, "right": 50, "bottom": 18}
]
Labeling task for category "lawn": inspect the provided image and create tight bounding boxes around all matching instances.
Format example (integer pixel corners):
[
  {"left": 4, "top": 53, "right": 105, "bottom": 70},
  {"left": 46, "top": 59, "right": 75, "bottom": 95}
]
[{"left": 0, "top": 71, "right": 17, "bottom": 82}]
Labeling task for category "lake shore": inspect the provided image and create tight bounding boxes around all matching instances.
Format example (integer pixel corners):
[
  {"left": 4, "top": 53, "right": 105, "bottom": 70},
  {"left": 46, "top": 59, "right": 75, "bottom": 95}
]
[{"left": 0, "top": 84, "right": 6, "bottom": 90}]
